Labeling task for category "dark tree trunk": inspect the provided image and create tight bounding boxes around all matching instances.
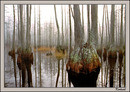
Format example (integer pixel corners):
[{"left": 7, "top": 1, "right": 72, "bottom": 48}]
[
  {"left": 67, "top": 66, "right": 100, "bottom": 87},
  {"left": 22, "top": 61, "right": 26, "bottom": 87},
  {"left": 119, "top": 50, "right": 123, "bottom": 87},
  {"left": 110, "top": 69, "right": 114, "bottom": 87},
  {"left": 108, "top": 50, "right": 117, "bottom": 87}
]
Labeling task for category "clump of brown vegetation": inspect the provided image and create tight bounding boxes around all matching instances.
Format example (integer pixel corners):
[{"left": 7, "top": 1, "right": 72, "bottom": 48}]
[
  {"left": 108, "top": 49, "right": 117, "bottom": 67},
  {"left": 8, "top": 49, "right": 15, "bottom": 60},
  {"left": 22, "top": 52, "right": 33, "bottom": 65},
  {"left": 97, "top": 47, "right": 107, "bottom": 62},
  {"left": 118, "top": 49, "right": 123, "bottom": 64},
  {"left": 54, "top": 47, "right": 67, "bottom": 60},
  {"left": 17, "top": 54, "right": 22, "bottom": 70}
]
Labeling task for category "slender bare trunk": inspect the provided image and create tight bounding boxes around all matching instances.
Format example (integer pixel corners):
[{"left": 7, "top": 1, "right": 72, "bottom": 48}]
[
  {"left": 82, "top": 5, "right": 84, "bottom": 42},
  {"left": 87, "top": 5, "right": 90, "bottom": 44},
  {"left": 101, "top": 5, "right": 105, "bottom": 87},
  {"left": 119, "top": 5, "right": 123, "bottom": 87},
  {"left": 69, "top": 5, "right": 72, "bottom": 58},
  {"left": 120, "top": 5, "right": 123, "bottom": 47},
  {"left": 61, "top": 6, "right": 64, "bottom": 46},
  {"left": 13, "top": 5, "right": 17, "bottom": 87},
  {"left": 34, "top": 6, "right": 37, "bottom": 87},
  {"left": 54, "top": 5, "right": 60, "bottom": 46}
]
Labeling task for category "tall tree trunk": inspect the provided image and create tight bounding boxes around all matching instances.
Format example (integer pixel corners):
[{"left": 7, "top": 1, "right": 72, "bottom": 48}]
[
  {"left": 61, "top": 6, "right": 64, "bottom": 46},
  {"left": 26, "top": 5, "right": 31, "bottom": 49},
  {"left": 20, "top": 5, "right": 27, "bottom": 87},
  {"left": 105, "top": 5, "right": 108, "bottom": 47},
  {"left": 13, "top": 5, "right": 17, "bottom": 87},
  {"left": 115, "top": 8, "right": 118, "bottom": 46},
  {"left": 69, "top": 5, "right": 72, "bottom": 59},
  {"left": 39, "top": 6, "right": 41, "bottom": 47},
  {"left": 18, "top": 5, "right": 21, "bottom": 86},
  {"left": 26, "top": 5, "right": 29, "bottom": 48},
  {"left": 74, "top": 4, "right": 83, "bottom": 49},
  {"left": 20, "top": 5, "right": 24, "bottom": 49},
  {"left": 17, "top": 5, "right": 21, "bottom": 47},
  {"left": 91, "top": 5, "right": 98, "bottom": 47},
  {"left": 82, "top": 5, "right": 84, "bottom": 42},
  {"left": 110, "top": 5, "right": 115, "bottom": 45},
  {"left": 104, "top": 5, "right": 109, "bottom": 87},
  {"left": 34, "top": 6, "right": 37, "bottom": 87},
  {"left": 39, "top": 5, "right": 42, "bottom": 87},
  {"left": 101, "top": 5, "right": 105, "bottom": 87},
  {"left": 106, "top": 6, "right": 110, "bottom": 45},
  {"left": 23, "top": 6, "right": 26, "bottom": 47},
  {"left": 25, "top": 4, "right": 33, "bottom": 87},
  {"left": 87, "top": 5, "right": 90, "bottom": 44},
  {"left": 119, "top": 5, "right": 124, "bottom": 88},
  {"left": 64, "top": 7, "right": 67, "bottom": 47},
  {"left": 54, "top": 5, "right": 60, "bottom": 46},
  {"left": 120, "top": 5, "right": 123, "bottom": 47}
]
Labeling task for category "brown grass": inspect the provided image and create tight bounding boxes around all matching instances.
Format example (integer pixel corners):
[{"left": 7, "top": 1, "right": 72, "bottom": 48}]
[
  {"left": 34, "top": 46, "right": 68, "bottom": 60},
  {"left": 54, "top": 50, "right": 68, "bottom": 60},
  {"left": 34, "top": 46, "right": 55, "bottom": 52}
]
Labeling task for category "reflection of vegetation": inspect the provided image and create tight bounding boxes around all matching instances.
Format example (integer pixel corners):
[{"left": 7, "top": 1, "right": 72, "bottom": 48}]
[{"left": 39, "top": 53, "right": 42, "bottom": 87}]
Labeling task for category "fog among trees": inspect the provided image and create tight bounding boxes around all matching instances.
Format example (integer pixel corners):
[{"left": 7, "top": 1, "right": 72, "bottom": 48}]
[{"left": 5, "top": 5, "right": 126, "bottom": 88}]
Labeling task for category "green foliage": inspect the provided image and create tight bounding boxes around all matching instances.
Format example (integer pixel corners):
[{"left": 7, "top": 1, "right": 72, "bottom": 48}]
[
  {"left": 70, "top": 47, "right": 81, "bottom": 63},
  {"left": 70, "top": 43, "right": 99, "bottom": 64}
]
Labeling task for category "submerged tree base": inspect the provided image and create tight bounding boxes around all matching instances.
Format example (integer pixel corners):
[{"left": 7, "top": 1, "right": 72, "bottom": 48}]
[
  {"left": 108, "top": 48, "right": 117, "bottom": 87},
  {"left": 16, "top": 48, "right": 33, "bottom": 87},
  {"left": 67, "top": 66, "right": 100, "bottom": 87}
]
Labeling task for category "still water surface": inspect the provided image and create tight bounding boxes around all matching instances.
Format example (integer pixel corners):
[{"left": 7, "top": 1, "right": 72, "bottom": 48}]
[{"left": 4, "top": 46, "right": 125, "bottom": 88}]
